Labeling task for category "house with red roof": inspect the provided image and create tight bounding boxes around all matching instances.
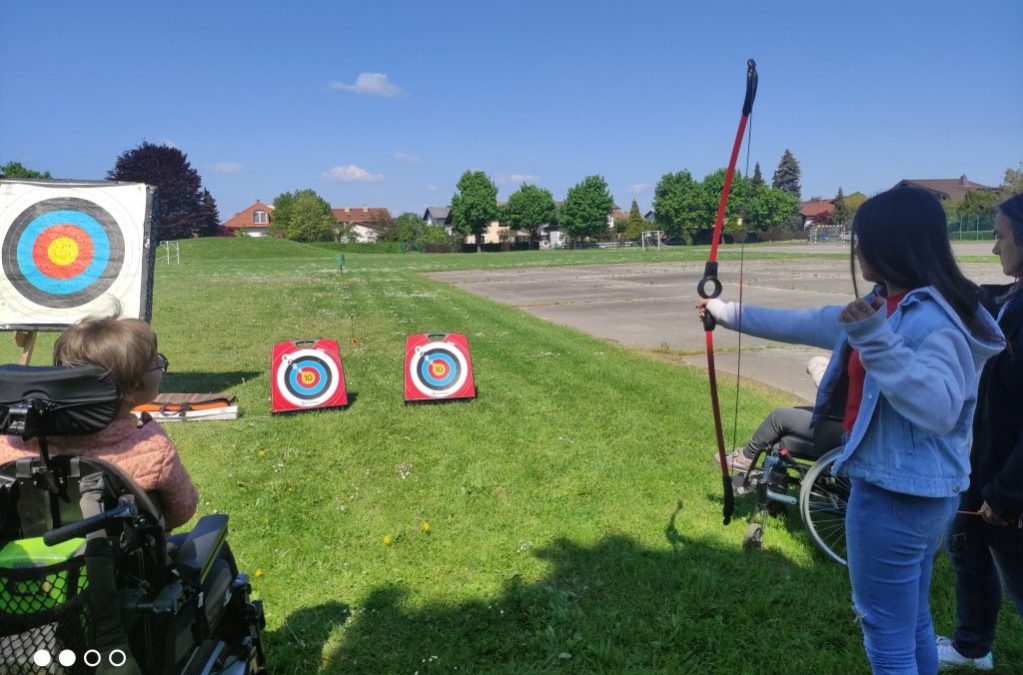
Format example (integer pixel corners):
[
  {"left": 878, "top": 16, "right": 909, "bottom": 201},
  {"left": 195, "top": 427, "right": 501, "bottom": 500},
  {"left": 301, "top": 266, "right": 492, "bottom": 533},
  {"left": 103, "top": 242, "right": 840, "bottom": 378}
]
[
  {"left": 798, "top": 198, "right": 835, "bottom": 228},
  {"left": 221, "top": 200, "right": 273, "bottom": 237},
  {"left": 892, "top": 175, "right": 996, "bottom": 203},
  {"left": 332, "top": 206, "right": 392, "bottom": 243}
]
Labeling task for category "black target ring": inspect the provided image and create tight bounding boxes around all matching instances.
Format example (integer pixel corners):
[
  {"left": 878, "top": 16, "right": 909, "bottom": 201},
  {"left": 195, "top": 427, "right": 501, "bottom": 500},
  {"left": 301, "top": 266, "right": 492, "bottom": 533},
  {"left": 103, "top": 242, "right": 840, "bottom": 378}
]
[{"left": 2, "top": 197, "right": 125, "bottom": 308}]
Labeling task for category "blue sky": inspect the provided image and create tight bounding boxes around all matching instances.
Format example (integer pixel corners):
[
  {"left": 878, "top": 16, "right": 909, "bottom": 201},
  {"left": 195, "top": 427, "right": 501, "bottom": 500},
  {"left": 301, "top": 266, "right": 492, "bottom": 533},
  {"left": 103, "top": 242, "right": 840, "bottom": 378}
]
[{"left": 2, "top": 1, "right": 1020, "bottom": 221}]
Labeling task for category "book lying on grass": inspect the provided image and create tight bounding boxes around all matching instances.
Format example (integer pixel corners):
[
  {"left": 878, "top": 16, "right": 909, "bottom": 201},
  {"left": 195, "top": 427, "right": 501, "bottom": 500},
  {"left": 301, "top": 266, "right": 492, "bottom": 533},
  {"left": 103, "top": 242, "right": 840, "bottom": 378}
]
[{"left": 132, "top": 393, "right": 239, "bottom": 422}]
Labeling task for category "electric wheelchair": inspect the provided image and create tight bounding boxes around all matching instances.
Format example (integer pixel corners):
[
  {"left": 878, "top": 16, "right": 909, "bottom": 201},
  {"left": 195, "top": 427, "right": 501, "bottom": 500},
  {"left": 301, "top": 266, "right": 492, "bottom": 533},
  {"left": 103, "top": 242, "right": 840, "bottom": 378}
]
[
  {"left": 0, "top": 364, "right": 267, "bottom": 674},
  {"left": 734, "top": 415, "right": 850, "bottom": 565}
]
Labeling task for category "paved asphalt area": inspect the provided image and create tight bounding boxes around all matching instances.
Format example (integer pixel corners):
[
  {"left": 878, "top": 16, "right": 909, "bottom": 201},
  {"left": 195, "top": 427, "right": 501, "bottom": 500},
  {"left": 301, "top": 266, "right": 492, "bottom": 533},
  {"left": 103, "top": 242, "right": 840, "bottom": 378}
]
[{"left": 429, "top": 242, "right": 1004, "bottom": 404}]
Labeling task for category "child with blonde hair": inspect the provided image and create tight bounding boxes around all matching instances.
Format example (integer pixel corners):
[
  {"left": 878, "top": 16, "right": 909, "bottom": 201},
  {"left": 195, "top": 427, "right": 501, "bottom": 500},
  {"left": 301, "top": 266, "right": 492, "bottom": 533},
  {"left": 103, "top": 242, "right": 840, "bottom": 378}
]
[{"left": 0, "top": 317, "right": 198, "bottom": 530}]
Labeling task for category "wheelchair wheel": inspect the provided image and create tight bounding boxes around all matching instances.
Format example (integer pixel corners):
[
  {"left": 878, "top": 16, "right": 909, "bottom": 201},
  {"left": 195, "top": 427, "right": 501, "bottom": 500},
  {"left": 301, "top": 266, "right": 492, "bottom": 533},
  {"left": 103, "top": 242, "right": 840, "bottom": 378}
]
[{"left": 798, "top": 447, "right": 849, "bottom": 565}]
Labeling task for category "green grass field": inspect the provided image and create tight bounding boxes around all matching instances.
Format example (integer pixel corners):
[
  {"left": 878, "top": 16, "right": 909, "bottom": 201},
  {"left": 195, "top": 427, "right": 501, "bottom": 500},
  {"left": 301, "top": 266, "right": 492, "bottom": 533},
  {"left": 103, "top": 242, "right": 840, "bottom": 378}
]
[{"left": 3, "top": 238, "right": 1018, "bottom": 674}]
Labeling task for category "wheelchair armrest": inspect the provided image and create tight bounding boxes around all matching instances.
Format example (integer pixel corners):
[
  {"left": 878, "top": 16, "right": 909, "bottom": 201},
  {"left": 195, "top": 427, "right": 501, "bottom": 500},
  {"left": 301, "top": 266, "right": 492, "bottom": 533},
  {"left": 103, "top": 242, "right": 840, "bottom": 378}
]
[{"left": 172, "top": 514, "right": 228, "bottom": 588}]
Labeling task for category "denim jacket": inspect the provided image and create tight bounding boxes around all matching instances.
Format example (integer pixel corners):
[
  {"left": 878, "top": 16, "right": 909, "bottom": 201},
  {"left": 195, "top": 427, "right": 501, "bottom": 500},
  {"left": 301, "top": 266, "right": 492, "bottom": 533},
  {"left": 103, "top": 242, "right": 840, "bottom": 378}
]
[{"left": 709, "top": 287, "right": 1004, "bottom": 497}]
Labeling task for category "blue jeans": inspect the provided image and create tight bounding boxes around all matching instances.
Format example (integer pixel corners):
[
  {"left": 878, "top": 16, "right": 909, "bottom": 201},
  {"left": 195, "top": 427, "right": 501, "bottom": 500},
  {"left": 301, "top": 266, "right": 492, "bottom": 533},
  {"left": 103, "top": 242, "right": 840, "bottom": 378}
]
[
  {"left": 946, "top": 512, "right": 1023, "bottom": 657},
  {"left": 846, "top": 479, "right": 959, "bottom": 675}
]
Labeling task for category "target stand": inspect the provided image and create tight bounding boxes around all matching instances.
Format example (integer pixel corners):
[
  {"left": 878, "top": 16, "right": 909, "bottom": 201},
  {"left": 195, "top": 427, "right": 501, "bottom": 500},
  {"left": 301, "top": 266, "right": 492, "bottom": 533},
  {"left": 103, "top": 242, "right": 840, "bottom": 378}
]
[
  {"left": 271, "top": 339, "right": 349, "bottom": 413},
  {"left": 404, "top": 333, "right": 476, "bottom": 403},
  {"left": 1, "top": 180, "right": 156, "bottom": 331}
]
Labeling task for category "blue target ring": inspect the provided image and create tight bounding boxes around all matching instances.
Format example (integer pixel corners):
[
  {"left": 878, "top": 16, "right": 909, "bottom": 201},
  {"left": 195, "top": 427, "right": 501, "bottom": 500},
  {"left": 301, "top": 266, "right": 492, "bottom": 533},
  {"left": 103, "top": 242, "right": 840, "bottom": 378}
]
[
  {"left": 419, "top": 351, "right": 458, "bottom": 389},
  {"left": 2, "top": 197, "right": 124, "bottom": 308},
  {"left": 286, "top": 357, "right": 332, "bottom": 400},
  {"left": 16, "top": 210, "right": 111, "bottom": 295}
]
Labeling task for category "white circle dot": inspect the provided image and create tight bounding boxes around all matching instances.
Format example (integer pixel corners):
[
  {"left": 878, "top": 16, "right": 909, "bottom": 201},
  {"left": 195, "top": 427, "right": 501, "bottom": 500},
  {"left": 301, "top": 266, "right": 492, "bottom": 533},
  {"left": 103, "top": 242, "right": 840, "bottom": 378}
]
[
  {"left": 32, "top": 650, "right": 52, "bottom": 666},
  {"left": 58, "top": 649, "right": 77, "bottom": 666},
  {"left": 109, "top": 649, "right": 127, "bottom": 667},
  {"left": 83, "top": 649, "right": 102, "bottom": 666}
]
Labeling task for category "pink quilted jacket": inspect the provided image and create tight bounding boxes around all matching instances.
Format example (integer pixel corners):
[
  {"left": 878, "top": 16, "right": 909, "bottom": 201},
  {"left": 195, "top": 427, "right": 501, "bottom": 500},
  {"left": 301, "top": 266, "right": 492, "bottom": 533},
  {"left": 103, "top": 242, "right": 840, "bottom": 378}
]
[{"left": 0, "top": 416, "right": 199, "bottom": 530}]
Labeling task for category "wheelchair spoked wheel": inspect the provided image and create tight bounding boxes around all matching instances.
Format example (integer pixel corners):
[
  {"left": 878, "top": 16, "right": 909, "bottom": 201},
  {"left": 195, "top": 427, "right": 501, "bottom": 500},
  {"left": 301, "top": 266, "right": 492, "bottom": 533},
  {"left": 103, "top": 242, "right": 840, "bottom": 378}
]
[{"left": 798, "top": 448, "right": 850, "bottom": 566}]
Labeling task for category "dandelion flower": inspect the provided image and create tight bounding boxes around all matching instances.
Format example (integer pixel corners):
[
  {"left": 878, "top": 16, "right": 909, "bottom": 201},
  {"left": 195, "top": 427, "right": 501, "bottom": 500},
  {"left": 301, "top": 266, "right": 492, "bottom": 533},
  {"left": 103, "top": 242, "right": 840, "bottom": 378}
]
[
  {"left": 254, "top": 569, "right": 264, "bottom": 579},
  {"left": 420, "top": 521, "right": 431, "bottom": 533},
  {"left": 383, "top": 535, "right": 392, "bottom": 546}
]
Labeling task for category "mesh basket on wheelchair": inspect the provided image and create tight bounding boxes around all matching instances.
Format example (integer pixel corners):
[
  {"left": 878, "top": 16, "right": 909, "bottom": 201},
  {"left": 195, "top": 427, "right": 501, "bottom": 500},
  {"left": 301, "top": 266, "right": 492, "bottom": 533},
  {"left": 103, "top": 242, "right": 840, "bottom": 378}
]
[{"left": 0, "top": 364, "right": 268, "bottom": 674}]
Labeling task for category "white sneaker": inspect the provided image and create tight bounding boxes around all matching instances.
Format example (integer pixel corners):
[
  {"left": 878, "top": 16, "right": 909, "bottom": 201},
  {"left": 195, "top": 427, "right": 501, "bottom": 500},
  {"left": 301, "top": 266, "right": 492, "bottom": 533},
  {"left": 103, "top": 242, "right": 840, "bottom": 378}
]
[{"left": 936, "top": 635, "right": 993, "bottom": 671}]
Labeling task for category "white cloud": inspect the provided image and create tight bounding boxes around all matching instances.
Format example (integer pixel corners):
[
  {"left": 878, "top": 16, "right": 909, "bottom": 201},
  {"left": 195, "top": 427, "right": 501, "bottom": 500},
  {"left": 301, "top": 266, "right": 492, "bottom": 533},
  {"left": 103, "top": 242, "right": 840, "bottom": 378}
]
[
  {"left": 213, "top": 162, "right": 243, "bottom": 174},
  {"left": 426, "top": 183, "right": 438, "bottom": 192},
  {"left": 629, "top": 183, "right": 649, "bottom": 193},
  {"left": 500, "top": 173, "right": 540, "bottom": 185},
  {"left": 322, "top": 165, "right": 383, "bottom": 183},
  {"left": 326, "top": 72, "right": 404, "bottom": 97},
  {"left": 393, "top": 151, "right": 422, "bottom": 164}
]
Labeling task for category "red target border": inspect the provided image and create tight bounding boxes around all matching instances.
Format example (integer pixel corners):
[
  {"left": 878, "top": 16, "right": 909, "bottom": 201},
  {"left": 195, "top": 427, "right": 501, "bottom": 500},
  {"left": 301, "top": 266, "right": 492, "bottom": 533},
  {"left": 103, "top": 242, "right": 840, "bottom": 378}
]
[
  {"left": 404, "top": 332, "right": 476, "bottom": 403},
  {"left": 270, "top": 338, "right": 349, "bottom": 413}
]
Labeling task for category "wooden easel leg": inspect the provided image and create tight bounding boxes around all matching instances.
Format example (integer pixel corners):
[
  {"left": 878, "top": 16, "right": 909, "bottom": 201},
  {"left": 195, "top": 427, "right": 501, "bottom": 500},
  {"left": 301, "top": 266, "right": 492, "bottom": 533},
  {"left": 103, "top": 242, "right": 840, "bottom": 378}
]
[{"left": 14, "top": 331, "right": 37, "bottom": 365}]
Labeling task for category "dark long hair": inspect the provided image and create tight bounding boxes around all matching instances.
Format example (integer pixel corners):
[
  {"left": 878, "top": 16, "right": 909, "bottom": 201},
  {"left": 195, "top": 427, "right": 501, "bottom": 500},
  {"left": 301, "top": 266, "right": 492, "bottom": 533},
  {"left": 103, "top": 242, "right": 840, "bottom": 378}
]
[
  {"left": 851, "top": 185, "right": 997, "bottom": 341},
  {"left": 998, "top": 192, "right": 1023, "bottom": 279}
]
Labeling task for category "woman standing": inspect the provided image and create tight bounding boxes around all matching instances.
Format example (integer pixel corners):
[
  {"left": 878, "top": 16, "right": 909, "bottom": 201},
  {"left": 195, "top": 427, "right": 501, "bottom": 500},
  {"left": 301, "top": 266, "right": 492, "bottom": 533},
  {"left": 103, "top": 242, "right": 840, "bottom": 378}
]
[
  {"left": 698, "top": 186, "right": 1004, "bottom": 674},
  {"left": 938, "top": 193, "right": 1023, "bottom": 671}
]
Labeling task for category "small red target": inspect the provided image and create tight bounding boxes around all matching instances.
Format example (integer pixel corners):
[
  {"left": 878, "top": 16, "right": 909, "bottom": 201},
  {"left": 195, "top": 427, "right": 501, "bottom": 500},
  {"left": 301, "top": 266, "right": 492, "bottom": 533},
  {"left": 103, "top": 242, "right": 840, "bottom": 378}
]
[
  {"left": 404, "top": 333, "right": 476, "bottom": 403},
  {"left": 271, "top": 339, "right": 348, "bottom": 413}
]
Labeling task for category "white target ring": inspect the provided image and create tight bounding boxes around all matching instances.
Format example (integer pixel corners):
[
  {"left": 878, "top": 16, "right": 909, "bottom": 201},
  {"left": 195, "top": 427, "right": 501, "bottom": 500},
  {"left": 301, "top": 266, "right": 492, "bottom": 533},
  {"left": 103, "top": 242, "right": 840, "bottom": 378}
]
[
  {"left": 408, "top": 341, "right": 469, "bottom": 398},
  {"left": 274, "top": 348, "right": 342, "bottom": 408}
]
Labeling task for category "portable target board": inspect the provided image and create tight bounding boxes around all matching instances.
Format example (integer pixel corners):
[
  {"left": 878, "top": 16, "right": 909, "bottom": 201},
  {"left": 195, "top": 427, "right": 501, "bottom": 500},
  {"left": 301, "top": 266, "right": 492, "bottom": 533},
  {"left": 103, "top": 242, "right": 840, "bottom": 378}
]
[
  {"left": 404, "top": 333, "right": 476, "bottom": 403},
  {"left": 0, "top": 180, "right": 156, "bottom": 330},
  {"left": 271, "top": 339, "right": 349, "bottom": 413}
]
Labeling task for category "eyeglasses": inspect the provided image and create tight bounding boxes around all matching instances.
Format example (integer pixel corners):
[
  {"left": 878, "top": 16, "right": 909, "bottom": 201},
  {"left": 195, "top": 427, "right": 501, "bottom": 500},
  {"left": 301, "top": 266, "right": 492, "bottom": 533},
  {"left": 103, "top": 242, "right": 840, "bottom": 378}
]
[{"left": 149, "top": 353, "right": 169, "bottom": 375}]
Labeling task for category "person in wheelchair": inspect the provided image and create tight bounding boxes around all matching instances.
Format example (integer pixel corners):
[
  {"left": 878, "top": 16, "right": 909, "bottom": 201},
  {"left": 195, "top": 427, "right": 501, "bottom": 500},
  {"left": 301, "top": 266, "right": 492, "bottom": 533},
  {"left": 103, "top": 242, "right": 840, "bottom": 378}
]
[
  {"left": 0, "top": 317, "right": 198, "bottom": 532},
  {"left": 0, "top": 317, "right": 266, "bottom": 674},
  {"left": 715, "top": 354, "right": 836, "bottom": 473},
  {"left": 698, "top": 186, "right": 1005, "bottom": 674}
]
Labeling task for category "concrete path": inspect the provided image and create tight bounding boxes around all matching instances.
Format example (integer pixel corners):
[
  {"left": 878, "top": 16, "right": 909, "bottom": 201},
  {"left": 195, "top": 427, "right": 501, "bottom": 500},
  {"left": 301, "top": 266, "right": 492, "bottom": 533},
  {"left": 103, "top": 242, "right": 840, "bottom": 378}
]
[{"left": 429, "top": 244, "right": 1004, "bottom": 404}]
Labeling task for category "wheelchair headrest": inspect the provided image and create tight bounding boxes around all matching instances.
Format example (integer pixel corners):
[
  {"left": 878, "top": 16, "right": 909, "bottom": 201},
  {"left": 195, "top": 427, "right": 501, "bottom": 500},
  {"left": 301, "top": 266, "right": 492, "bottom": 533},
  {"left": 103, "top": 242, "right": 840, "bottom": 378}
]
[{"left": 0, "top": 364, "right": 120, "bottom": 438}]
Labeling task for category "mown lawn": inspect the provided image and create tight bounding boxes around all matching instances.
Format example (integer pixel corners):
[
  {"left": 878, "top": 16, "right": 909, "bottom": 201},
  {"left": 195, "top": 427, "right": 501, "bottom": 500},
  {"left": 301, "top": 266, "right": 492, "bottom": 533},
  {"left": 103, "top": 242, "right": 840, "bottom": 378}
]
[{"left": 3, "top": 238, "right": 1018, "bottom": 674}]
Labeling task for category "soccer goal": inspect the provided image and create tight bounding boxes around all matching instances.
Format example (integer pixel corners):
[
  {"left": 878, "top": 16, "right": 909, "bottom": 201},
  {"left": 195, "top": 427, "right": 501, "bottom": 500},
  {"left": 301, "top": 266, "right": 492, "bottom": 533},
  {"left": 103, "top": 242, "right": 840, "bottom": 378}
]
[
  {"left": 641, "top": 230, "right": 663, "bottom": 250},
  {"left": 810, "top": 224, "right": 846, "bottom": 247}
]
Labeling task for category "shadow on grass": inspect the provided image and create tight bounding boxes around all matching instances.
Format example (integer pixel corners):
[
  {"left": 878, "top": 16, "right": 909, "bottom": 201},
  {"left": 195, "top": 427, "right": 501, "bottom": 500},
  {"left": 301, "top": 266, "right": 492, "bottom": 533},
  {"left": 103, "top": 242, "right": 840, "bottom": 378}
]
[
  {"left": 269, "top": 527, "right": 865, "bottom": 674},
  {"left": 162, "top": 370, "right": 261, "bottom": 393}
]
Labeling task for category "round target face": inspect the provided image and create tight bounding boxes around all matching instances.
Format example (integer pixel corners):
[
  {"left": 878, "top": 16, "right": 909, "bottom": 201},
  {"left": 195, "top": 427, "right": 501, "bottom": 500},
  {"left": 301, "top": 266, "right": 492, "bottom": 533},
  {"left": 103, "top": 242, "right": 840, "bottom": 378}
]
[
  {"left": 1, "top": 197, "right": 125, "bottom": 308},
  {"left": 409, "top": 341, "right": 469, "bottom": 398},
  {"left": 275, "top": 348, "right": 341, "bottom": 407}
]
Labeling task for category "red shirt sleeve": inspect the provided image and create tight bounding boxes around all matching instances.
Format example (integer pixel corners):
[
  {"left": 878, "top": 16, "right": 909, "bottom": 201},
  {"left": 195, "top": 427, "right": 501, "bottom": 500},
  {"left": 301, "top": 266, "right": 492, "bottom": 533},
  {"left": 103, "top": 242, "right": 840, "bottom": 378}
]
[{"left": 843, "top": 292, "right": 907, "bottom": 433}]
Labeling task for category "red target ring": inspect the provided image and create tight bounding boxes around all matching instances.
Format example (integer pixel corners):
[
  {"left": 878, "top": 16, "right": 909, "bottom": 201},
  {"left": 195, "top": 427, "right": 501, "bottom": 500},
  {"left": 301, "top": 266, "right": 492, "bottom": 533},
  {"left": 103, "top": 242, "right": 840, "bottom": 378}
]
[{"left": 31, "top": 224, "right": 95, "bottom": 279}]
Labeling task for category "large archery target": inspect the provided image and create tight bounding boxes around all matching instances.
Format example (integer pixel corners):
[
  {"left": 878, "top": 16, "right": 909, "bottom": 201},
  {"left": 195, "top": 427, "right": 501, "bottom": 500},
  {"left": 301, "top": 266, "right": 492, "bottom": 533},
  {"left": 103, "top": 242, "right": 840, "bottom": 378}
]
[
  {"left": 275, "top": 348, "right": 342, "bottom": 407},
  {"left": 3, "top": 198, "right": 124, "bottom": 307},
  {"left": 408, "top": 340, "right": 470, "bottom": 398},
  {"left": 0, "top": 181, "right": 154, "bottom": 330}
]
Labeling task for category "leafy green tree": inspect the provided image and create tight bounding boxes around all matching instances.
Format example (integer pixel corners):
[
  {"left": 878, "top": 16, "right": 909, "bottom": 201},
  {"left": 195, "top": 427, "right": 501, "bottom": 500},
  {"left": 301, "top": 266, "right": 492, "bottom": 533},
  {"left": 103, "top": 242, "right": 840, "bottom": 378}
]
[
  {"left": 751, "top": 162, "right": 764, "bottom": 188},
  {"left": 745, "top": 185, "right": 799, "bottom": 232},
  {"left": 1001, "top": 161, "right": 1023, "bottom": 197},
  {"left": 395, "top": 212, "right": 426, "bottom": 243},
  {"left": 958, "top": 189, "right": 997, "bottom": 218},
  {"left": 625, "top": 199, "right": 645, "bottom": 240},
  {"left": 451, "top": 170, "right": 498, "bottom": 252},
  {"left": 702, "top": 169, "right": 753, "bottom": 235},
  {"left": 653, "top": 170, "right": 704, "bottom": 241},
  {"left": 771, "top": 149, "right": 801, "bottom": 199},
  {"left": 505, "top": 183, "right": 557, "bottom": 243},
  {"left": 560, "top": 175, "right": 615, "bottom": 240},
  {"left": 270, "top": 189, "right": 335, "bottom": 241},
  {"left": 200, "top": 189, "right": 220, "bottom": 234},
  {"left": 832, "top": 187, "right": 849, "bottom": 225},
  {"left": 845, "top": 191, "right": 867, "bottom": 220},
  {"left": 420, "top": 225, "right": 451, "bottom": 245},
  {"left": 1, "top": 161, "right": 51, "bottom": 179},
  {"left": 108, "top": 142, "right": 218, "bottom": 239}
]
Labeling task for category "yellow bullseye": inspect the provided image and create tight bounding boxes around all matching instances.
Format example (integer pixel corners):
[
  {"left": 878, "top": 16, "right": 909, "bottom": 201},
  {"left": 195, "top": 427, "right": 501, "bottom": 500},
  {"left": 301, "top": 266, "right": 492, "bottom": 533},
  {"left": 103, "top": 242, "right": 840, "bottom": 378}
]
[
  {"left": 47, "top": 237, "right": 79, "bottom": 266},
  {"left": 300, "top": 371, "right": 316, "bottom": 385}
]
